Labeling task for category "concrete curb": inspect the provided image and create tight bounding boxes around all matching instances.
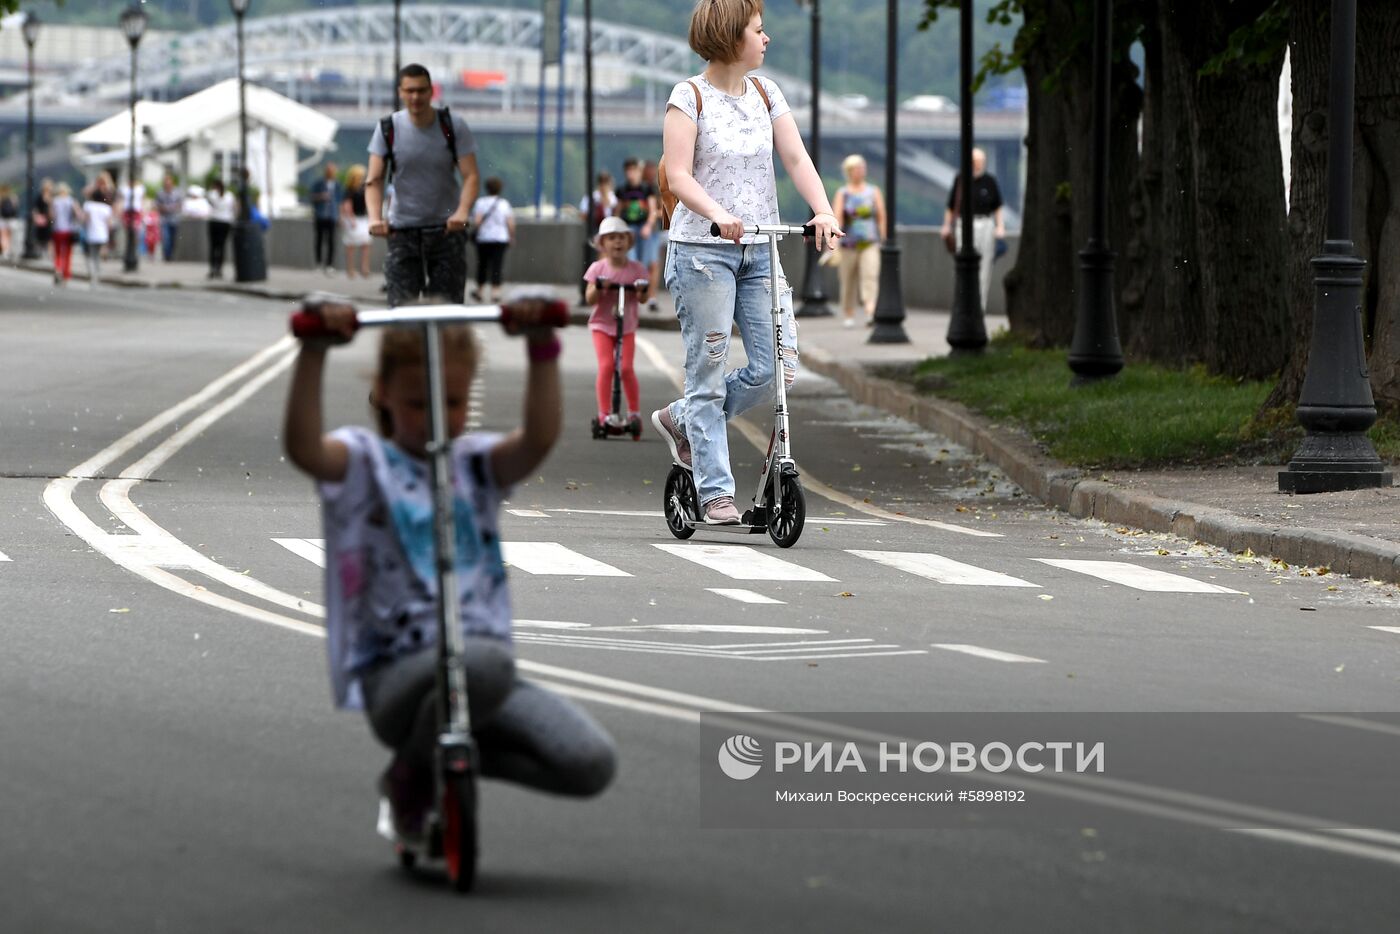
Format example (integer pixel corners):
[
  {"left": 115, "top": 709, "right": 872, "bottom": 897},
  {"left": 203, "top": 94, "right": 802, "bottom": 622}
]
[{"left": 802, "top": 348, "right": 1400, "bottom": 586}]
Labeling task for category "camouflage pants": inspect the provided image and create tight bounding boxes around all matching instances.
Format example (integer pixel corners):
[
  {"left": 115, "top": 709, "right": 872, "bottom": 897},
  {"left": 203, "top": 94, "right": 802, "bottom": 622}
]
[{"left": 385, "top": 227, "right": 468, "bottom": 307}]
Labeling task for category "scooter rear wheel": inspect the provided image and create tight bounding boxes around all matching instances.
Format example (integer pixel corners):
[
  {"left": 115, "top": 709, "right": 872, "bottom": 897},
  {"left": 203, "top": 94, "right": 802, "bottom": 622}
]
[
  {"left": 441, "top": 772, "right": 478, "bottom": 893},
  {"left": 663, "top": 465, "right": 698, "bottom": 539},
  {"left": 767, "top": 472, "right": 806, "bottom": 548}
]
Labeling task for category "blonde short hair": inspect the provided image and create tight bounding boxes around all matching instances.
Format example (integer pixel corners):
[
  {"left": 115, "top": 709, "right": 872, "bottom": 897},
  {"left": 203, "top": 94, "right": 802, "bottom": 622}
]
[
  {"left": 345, "top": 164, "right": 367, "bottom": 190},
  {"left": 841, "top": 154, "right": 866, "bottom": 180},
  {"left": 688, "top": 0, "right": 764, "bottom": 64}
]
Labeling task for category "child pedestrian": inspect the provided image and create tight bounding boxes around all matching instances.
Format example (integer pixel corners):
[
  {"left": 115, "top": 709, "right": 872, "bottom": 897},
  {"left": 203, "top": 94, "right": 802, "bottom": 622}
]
[
  {"left": 583, "top": 216, "right": 650, "bottom": 435},
  {"left": 282, "top": 295, "right": 615, "bottom": 842},
  {"left": 80, "top": 188, "right": 113, "bottom": 286}
]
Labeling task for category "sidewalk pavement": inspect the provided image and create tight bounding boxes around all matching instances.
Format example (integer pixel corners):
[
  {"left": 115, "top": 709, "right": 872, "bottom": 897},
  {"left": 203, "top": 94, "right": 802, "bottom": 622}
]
[{"left": 25, "top": 257, "right": 1400, "bottom": 585}]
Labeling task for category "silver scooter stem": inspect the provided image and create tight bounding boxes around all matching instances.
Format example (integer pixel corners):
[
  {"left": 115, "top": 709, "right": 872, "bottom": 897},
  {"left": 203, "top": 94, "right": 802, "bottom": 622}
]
[{"left": 423, "top": 321, "right": 471, "bottom": 742}]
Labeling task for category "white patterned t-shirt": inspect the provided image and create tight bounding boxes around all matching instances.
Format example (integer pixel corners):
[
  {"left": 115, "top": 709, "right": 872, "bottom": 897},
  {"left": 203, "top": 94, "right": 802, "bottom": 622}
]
[
  {"left": 666, "top": 74, "right": 792, "bottom": 245},
  {"left": 318, "top": 426, "right": 512, "bottom": 710}
]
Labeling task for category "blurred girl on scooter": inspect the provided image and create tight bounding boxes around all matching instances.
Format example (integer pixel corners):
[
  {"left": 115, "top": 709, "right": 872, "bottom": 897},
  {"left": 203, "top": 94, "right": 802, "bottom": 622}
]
[
  {"left": 584, "top": 216, "right": 651, "bottom": 435},
  {"left": 283, "top": 298, "right": 615, "bottom": 842},
  {"left": 651, "top": 0, "right": 840, "bottom": 524}
]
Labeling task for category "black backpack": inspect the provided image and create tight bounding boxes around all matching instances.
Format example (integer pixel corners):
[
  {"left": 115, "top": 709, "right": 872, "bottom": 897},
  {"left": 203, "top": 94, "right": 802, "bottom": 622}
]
[{"left": 379, "top": 106, "right": 459, "bottom": 183}]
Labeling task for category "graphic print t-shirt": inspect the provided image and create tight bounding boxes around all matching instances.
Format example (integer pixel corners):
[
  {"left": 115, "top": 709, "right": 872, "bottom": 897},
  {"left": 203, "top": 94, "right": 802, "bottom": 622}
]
[
  {"left": 614, "top": 181, "right": 657, "bottom": 225},
  {"left": 665, "top": 75, "right": 791, "bottom": 246},
  {"left": 319, "top": 427, "right": 511, "bottom": 709}
]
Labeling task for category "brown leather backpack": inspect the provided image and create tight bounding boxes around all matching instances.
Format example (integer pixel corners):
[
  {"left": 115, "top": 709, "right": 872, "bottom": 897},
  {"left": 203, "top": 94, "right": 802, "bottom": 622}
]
[{"left": 657, "top": 77, "right": 772, "bottom": 230}]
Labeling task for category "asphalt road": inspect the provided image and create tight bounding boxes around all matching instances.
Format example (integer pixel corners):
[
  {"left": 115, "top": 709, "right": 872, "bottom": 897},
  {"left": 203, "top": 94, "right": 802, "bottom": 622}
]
[{"left": 4, "top": 269, "right": 1400, "bottom": 933}]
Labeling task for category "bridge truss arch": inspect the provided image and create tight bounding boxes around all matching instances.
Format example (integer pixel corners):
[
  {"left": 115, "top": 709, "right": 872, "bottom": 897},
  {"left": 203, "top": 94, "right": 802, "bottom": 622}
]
[{"left": 49, "top": 4, "right": 813, "bottom": 109}]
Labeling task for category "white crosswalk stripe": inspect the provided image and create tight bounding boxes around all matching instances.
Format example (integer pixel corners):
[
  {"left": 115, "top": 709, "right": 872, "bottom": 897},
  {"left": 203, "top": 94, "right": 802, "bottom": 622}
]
[
  {"left": 273, "top": 538, "right": 325, "bottom": 567},
  {"left": 847, "top": 550, "right": 1039, "bottom": 587},
  {"left": 708, "top": 588, "right": 786, "bottom": 605},
  {"left": 932, "top": 644, "right": 1047, "bottom": 663},
  {"left": 0, "top": 550, "right": 10, "bottom": 562},
  {"left": 653, "top": 543, "right": 838, "bottom": 581},
  {"left": 1033, "top": 559, "right": 1242, "bottom": 593},
  {"left": 516, "top": 631, "right": 926, "bottom": 661},
  {"left": 502, "top": 541, "right": 632, "bottom": 577}
]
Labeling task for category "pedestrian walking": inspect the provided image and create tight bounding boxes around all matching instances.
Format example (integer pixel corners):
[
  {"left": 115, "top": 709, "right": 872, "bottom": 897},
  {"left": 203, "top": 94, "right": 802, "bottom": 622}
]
[
  {"left": 206, "top": 179, "right": 235, "bottom": 279},
  {"left": 142, "top": 196, "right": 161, "bottom": 259},
  {"left": 614, "top": 157, "right": 658, "bottom": 265},
  {"left": 281, "top": 296, "right": 614, "bottom": 844},
  {"left": 940, "top": 147, "right": 1005, "bottom": 309},
  {"left": 584, "top": 216, "right": 650, "bottom": 433},
  {"left": 32, "top": 178, "right": 52, "bottom": 259},
  {"left": 80, "top": 187, "right": 113, "bottom": 286},
  {"left": 156, "top": 174, "right": 182, "bottom": 261},
  {"left": 650, "top": 0, "right": 840, "bottom": 525},
  {"left": 117, "top": 170, "right": 142, "bottom": 259},
  {"left": 340, "top": 164, "right": 372, "bottom": 279},
  {"left": 366, "top": 63, "right": 480, "bottom": 307},
  {"left": 470, "top": 177, "right": 514, "bottom": 303},
  {"left": 0, "top": 184, "right": 17, "bottom": 261},
  {"left": 831, "top": 154, "right": 886, "bottom": 328},
  {"left": 640, "top": 160, "right": 666, "bottom": 311},
  {"left": 310, "top": 162, "right": 340, "bottom": 275},
  {"left": 578, "top": 170, "right": 617, "bottom": 225},
  {"left": 48, "top": 181, "right": 77, "bottom": 284}
]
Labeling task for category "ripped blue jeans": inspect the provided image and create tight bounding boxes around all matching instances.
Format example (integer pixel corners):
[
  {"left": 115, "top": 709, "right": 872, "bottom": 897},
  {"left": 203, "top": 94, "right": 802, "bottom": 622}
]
[{"left": 664, "top": 239, "right": 798, "bottom": 507}]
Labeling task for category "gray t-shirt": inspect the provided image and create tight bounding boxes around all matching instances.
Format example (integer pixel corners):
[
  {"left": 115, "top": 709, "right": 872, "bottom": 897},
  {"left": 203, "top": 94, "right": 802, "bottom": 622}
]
[{"left": 368, "top": 108, "right": 478, "bottom": 229}]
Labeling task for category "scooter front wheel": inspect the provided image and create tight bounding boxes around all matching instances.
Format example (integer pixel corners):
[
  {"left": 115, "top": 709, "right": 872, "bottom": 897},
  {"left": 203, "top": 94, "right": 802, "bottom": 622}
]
[
  {"left": 441, "top": 771, "right": 478, "bottom": 893},
  {"left": 767, "top": 472, "right": 806, "bottom": 548},
  {"left": 663, "top": 465, "right": 698, "bottom": 539}
]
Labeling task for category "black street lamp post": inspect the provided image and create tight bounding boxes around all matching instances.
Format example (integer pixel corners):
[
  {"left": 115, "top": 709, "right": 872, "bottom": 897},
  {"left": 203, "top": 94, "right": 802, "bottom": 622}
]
[
  {"left": 1066, "top": 0, "right": 1124, "bottom": 384},
  {"left": 393, "top": 0, "right": 402, "bottom": 107},
  {"left": 1278, "top": 0, "right": 1392, "bottom": 493},
  {"left": 20, "top": 12, "right": 40, "bottom": 261},
  {"left": 946, "top": 0, "right": 986, "bottom": 354},
  {"left": 120, "top": 4, "right": 148, "bottom": 274},
  {"left": 794, "top": 0, "right": 830, "bottom": 318},
  {"left": 868, "top": 0, "right": 908, "bottom": 344},
  {"left": 230, "top": 0, "right": 266, "bottom": 282}
]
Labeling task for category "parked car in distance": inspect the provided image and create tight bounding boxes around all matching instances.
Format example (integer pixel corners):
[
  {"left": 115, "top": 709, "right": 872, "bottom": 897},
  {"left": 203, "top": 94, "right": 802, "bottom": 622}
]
[
  {"left": 900, "top": 94, "right": 958, "bottom": 113},
  {"left": 837, "top": 93, "right": 870, "bottom": 109}
]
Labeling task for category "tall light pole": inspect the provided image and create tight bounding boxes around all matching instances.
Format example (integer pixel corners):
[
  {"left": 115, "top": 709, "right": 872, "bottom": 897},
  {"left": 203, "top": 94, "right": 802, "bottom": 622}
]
[
  {"left": 392, "top": 0, "right": 402, "bottom": 108},
  {"left": 19, "top": 11, "right": 40, "bottom": 261},
  {"left": 1279, "top": 0, "right": 1392, "bottom": 493},
  {"left": 794, "top": 0, "right": 830, "bottom": 318},
  {"left": 1066, "top": 0, "right": 1123, "bottom": 384},
  {"left": 229, "top": 0, "right": 266, "bottom": 282},
  {"left": 868, "top": 0, "right": 908, "bottom": 344},
  {"left": 580, "top": 0, "right": 596, "bottom": 306},
  {"left": 119, "top": 4, "right": 148, "bottom": 274},
  {"left": 946, "top": 0, "right": 986, "bottom": 354}
]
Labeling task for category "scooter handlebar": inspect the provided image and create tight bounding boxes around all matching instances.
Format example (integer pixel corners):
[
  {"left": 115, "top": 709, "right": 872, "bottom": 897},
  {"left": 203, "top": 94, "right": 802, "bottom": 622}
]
[
  {"left": 709, "top": 222, "right": 815, "bottom": 239},
  {"left": 595, "top": 278, "right": 651, "bottom": 294},
  {"left": 290, "top": 298, "right": 570, "bottom": 339}
]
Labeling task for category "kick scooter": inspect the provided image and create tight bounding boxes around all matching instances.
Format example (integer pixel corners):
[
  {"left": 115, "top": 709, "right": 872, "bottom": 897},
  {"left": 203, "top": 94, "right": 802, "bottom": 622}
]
[
  {"left": 291, "top": 295, "right": 569, "bottom": 893},
  {"left": 590, "top": 277, "right": 649, "bottom": 441},
  {"left": 662, "top": 222, "right": 812, "bottom": 549}
]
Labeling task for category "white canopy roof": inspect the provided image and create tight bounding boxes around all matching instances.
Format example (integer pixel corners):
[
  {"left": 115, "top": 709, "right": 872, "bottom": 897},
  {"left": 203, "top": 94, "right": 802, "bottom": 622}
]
[{"left": 70, "top": 79, "right": 338, "bottom": 154}]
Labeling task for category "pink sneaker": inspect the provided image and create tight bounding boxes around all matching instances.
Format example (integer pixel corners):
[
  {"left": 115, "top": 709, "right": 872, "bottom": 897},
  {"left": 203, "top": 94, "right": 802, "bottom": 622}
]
[
  {"left": 703, "top": 496, "right": 742, "bottom": 525},
  {"left": 651, "top": 407, "right": 691, "bottom": 468}
]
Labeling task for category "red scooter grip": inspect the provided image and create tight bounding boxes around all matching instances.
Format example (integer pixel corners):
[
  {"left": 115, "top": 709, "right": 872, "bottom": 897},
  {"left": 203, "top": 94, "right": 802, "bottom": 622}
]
[
  {"left": 501, "top": 299, "right": 570, "bottom": 330},
  {"left": 290, "top": 309, "right": 357, "bottom": 339}
]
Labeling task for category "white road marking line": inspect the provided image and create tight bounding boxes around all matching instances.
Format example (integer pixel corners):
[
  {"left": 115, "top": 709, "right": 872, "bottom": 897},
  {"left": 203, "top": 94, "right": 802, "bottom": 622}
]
[
  {"left": 707, "top": 588, "right": 786, "bottom": 605},
  {"left": 515, "top": 619, "right": 594, "bottom": 630},
  {"left": 1298, "top": 714, "right": 1400, "bottom": 740},
  {"left": 634, "top": 333, "right": 1001, "bottom": 538},
  {"left": 590, "top": 624, "right": 821, "bottom": 635},
  {"left": 1230, "top": 829, "right": 1400, "bottom": 870},
  {"left": 0, "top": 550, "right": 10, "bottom": 561},
  {"left": 653, "top": 543, "right": 837, "bottom": 581},
  {"left": 506, "top": 508, "right": 550, "bottom": 518},
  {"left": 544, "top": 508, "right": 666, "bottom": 518},
  {"left": 273, "top": 538, "right": 326, "bottom": 568},
  {"left": 1370, "top": 626, "right": 1400, "bottom": 635},
  {"left": 931, "top": 644, "right": 1047, "bottom": 663},
  {"left": 849, "top": 550, "right": 1039, "bottom": 587},
  {"left": 1034, "top": 559, "right": 1243, "bottom": 593},
  {"left": 501, "top": 541, "right": 632, "bottom": 576},
  {"left": 723, "top": 642, "right": 901, "bottom": 656},
  {"left": 517, "top": 636, "right": 921, "bottom": 663},
  {"left": 701, "top": 638, "right": 873, "bottom": 649},
  {"left": 754, "top": 650, "right": 930, "bottom": 661}
]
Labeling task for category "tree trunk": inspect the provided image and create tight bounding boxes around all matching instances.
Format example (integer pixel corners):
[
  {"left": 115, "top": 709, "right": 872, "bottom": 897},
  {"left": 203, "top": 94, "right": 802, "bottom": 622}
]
[
  {"left": 1268, "top": 0, "right": 1400, "bottom": 415},
  {"left": 1355, "top": 0, "right": 1400, "bottom": 412},
  {"left": 1122, "top": 6, "right": 1166, "bottom": 357},
  {"left": 1003, "top": 0, "right": 1078, "bottom": 347},
  {"left": 1141, "top": 0, "right": 1288, "bottom": 377}
]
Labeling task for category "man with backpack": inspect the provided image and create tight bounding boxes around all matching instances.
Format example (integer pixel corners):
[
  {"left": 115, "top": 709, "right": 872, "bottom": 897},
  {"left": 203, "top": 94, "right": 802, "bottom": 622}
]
[{"left": 366, "top": 64, "right": 480, "bottom": 306}]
